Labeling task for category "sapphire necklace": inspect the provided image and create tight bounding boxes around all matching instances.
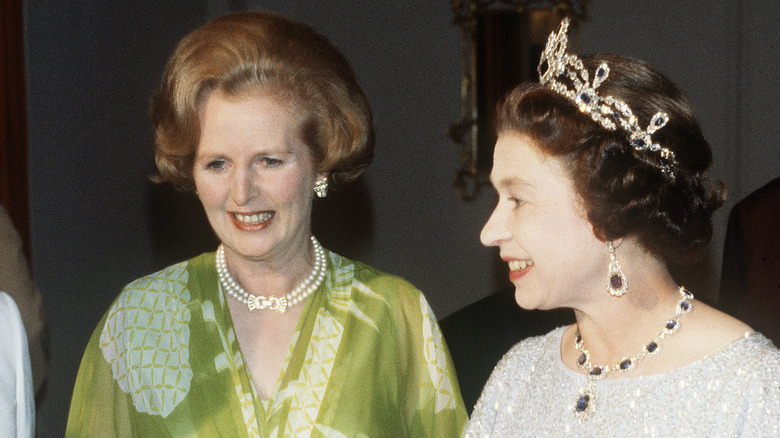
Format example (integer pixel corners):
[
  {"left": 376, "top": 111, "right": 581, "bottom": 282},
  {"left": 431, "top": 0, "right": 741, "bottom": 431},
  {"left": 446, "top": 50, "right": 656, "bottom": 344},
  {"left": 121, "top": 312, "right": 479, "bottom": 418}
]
[{"left": 573, "top": 286, "right": 693, "bottom": 421}]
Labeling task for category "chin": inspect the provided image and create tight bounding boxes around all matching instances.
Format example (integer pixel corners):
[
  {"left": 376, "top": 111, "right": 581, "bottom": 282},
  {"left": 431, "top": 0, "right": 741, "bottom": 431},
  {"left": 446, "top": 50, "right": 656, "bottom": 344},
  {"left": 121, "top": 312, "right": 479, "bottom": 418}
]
[
  {"left": 513, "top": 287, "right": 559, "bottom": 311},
  {"left": 513, "top": 289, "right": 540, "bottom": 311}
]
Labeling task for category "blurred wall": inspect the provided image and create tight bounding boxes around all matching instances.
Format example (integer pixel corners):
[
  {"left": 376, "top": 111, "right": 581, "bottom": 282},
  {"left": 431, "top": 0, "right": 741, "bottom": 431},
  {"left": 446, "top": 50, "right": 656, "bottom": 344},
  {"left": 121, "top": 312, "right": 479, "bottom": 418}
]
[
  {"left": 25, "top": 2, "right": 211, "bottom": 435},
  {"left": 24, "top": 1, "right": 779, "bottom": 435}
]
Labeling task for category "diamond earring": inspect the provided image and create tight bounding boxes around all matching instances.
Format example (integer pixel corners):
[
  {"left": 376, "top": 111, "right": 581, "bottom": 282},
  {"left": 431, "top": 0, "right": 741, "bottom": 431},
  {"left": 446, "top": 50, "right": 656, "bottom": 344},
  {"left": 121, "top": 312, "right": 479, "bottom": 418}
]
[
  {"left": 606, "top": 241, "right": 628, "bottom": 297},
  {"left": 314, "top": 177, "right": 328, "bottom": 198}
]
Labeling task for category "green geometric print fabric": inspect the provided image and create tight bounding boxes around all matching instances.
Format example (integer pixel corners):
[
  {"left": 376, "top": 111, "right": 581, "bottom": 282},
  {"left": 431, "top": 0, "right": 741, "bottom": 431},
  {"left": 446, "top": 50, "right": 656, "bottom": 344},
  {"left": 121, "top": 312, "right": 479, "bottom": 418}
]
[
  {"left": 66, "top": 249, "right": 467, "bottom": 437},
  {"left": 98, "top": 262, "right": 192, "bottom": 418}
]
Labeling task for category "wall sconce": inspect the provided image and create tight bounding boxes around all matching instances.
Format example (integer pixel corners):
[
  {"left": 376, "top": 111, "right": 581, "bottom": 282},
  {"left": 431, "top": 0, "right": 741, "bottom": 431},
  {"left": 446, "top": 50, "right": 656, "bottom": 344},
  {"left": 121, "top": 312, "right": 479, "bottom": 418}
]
[{"left": 449, "top": 0, "right": 588, "bottom": 200}]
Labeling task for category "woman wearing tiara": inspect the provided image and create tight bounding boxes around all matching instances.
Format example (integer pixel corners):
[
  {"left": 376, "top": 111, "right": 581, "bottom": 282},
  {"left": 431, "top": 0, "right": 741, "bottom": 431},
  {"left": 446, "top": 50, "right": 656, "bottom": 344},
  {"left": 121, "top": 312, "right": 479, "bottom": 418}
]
[
  {"left": 464, "top": 19, "right": 780, "bottom": 436},
  {"left": 67, "top": 12, "right": 466, "bottom": 436}
]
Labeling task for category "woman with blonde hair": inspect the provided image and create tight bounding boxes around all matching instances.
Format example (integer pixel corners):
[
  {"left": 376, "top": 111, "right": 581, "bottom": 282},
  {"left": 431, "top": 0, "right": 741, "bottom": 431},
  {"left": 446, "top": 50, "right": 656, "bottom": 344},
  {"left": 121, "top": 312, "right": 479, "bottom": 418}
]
[{"left": 67, "top": 12, "right": 465, "bottom": 436}]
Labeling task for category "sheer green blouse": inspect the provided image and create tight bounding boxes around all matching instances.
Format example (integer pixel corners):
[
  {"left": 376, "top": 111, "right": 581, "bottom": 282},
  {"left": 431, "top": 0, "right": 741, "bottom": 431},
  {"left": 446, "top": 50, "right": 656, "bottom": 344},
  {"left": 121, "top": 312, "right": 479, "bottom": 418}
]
[{"left": 66, "top": 249, "right": 466, "bottom": 437}]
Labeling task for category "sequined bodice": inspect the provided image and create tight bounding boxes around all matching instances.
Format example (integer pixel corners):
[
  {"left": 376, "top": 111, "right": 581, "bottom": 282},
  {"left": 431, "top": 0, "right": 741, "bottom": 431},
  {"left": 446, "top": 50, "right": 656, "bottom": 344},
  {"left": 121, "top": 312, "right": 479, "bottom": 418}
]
[{"left": 465, "top": 326, "right": 780, "bottom": 437}]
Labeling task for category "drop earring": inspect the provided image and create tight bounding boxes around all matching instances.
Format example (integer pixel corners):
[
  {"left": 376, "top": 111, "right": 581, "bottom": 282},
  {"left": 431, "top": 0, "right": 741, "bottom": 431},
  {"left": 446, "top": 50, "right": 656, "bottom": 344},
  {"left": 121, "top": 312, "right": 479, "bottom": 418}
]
[
  {"left": 314, "top": 177, "right": 328, "bottom": 198},
  {"left": 606, "top": 241, "right": 628, "bottom": 297}
]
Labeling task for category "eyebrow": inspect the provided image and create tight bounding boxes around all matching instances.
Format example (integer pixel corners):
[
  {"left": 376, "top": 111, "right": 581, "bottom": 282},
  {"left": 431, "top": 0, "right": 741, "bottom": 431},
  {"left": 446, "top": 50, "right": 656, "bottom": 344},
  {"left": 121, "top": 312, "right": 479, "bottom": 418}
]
[
  {"left": 194, "top": 152, "right": 225, "bottom": 161},
  {"left": 493, "top": 176, "right": 532, "bottom": 190},
  {"left": 195, "top": 147, "right": 294, "bottom": 160}
]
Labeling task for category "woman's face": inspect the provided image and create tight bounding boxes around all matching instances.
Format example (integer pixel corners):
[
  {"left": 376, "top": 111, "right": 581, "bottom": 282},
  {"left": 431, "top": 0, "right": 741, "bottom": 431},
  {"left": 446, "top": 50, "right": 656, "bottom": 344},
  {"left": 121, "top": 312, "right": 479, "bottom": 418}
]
[
  {"left": 193, "top": 90, "right": 322, "bottom": 264},
  {"left": 480, "top": 132, "right": 608, "bottom": 310}
]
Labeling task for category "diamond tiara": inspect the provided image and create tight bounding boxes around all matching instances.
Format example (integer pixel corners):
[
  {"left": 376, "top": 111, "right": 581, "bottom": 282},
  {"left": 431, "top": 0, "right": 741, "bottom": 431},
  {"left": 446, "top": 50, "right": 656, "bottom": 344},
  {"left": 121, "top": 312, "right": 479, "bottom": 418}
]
[{"left": 537, "top": 18, "right": 677, "bottom": 175}]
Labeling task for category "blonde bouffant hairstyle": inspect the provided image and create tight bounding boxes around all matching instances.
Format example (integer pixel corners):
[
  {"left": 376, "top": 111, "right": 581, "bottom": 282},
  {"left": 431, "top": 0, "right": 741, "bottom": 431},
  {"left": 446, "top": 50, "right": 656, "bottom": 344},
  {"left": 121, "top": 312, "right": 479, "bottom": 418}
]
[{"left": 150, "top": 11, "right": 374, "bottom": 191}]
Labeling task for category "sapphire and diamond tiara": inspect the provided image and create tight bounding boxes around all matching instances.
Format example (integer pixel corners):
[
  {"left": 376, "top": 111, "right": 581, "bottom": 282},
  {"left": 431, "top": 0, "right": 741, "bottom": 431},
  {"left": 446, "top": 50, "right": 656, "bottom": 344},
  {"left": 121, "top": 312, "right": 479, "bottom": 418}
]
[{"left": 538, "top": 18, "right": 677, "bottom": 176}]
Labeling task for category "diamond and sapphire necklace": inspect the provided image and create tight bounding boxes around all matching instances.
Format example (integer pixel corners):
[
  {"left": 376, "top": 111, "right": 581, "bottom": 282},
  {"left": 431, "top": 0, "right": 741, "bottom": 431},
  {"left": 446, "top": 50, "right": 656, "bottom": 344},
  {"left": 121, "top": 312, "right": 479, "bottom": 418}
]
[{"left": 573, "top": 286, "right": 694, "bottom": 421}]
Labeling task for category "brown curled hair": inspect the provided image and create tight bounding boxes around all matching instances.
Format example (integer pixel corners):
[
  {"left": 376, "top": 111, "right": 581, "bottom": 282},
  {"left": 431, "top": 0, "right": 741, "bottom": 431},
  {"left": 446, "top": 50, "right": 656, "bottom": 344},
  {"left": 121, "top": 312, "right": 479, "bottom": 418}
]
[
  {"left": 497, "top": 54, "right": 725, "bottom": 264},
  {"left": 150, "top": 11, "right": 374, "bottom": 191}
]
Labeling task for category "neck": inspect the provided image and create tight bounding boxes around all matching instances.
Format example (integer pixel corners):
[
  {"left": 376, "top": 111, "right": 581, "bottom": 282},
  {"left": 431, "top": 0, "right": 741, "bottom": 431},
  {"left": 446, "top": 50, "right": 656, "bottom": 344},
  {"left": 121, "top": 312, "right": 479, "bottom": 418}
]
[
  {"left": 223, "top": 236, "right": 315, "bottom": 298},
  {"left": 569, "top": 246, "right": 681, "bottom": 366}
]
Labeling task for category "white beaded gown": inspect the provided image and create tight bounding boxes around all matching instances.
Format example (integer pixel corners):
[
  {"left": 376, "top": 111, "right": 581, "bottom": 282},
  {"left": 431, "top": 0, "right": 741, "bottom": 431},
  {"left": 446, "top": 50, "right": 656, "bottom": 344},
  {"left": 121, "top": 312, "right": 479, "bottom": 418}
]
[{"left": 465, "top": 326, "right": 780, "bottom": 437}]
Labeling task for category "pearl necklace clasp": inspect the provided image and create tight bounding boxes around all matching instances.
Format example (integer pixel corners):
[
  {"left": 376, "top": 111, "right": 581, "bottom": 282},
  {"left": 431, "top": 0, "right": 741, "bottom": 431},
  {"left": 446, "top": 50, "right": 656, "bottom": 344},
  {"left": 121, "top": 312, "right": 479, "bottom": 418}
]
[{"left": 215, "top": 236, "right": 326, "bottom": 313}]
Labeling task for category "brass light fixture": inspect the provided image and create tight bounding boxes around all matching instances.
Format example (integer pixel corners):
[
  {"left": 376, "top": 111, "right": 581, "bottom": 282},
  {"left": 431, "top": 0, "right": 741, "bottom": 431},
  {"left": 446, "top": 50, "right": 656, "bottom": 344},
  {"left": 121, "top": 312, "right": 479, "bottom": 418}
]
[{"left": 449, "top": 0, "right": 588, "bottom": 200}]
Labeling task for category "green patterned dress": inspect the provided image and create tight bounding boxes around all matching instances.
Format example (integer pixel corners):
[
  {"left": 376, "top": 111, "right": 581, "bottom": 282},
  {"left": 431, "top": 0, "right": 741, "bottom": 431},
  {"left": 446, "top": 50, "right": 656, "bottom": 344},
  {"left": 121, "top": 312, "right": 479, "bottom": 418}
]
[{"left": 66, "top": 249, "right": 467, "bottom": 437}]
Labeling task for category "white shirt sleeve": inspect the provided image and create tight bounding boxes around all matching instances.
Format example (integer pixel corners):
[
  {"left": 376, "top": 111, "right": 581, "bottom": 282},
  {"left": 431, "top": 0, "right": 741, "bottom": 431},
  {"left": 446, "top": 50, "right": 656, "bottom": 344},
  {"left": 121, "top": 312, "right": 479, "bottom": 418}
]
[{"left": 0, "top": 292, "right": 35, "bottom": 438}]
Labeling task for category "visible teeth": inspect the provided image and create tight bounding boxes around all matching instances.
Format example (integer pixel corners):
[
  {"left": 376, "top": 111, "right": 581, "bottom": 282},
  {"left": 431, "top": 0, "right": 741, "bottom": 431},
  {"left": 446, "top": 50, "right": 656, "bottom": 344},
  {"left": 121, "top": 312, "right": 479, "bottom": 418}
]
[
  {"left": 234, "top": 212, "right": 273, "bottom": 224},
  {"left": 508, "top": 260, "right": 533, "bottom": 271}
]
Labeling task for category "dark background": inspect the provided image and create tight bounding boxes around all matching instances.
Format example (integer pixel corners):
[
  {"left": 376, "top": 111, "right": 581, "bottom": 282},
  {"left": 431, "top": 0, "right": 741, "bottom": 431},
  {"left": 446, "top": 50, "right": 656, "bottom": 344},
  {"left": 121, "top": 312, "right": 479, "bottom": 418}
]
[{"left": 22, "top": 2, "right": 779, "bottom": 435}]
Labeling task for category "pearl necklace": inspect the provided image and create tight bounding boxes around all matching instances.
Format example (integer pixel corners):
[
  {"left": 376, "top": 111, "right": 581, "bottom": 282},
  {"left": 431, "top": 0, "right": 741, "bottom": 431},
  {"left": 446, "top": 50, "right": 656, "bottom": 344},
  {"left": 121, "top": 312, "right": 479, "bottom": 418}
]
[
  {"left": 573, "top": 286, "right": 693, "bottom": 421},
  {"left": 216, "top": 236, "right": 326, "bottom": 313}
]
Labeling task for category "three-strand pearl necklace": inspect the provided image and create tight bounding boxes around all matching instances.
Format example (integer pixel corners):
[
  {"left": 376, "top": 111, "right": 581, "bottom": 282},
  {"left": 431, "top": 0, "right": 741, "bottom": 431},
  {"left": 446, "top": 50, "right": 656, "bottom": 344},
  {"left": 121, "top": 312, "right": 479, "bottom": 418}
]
[
  {"left": 572, "top": 286, "right": 694, "bottom": 421},
  {"left": 216, "top": 236, "right": 326, "bottom": 313}
]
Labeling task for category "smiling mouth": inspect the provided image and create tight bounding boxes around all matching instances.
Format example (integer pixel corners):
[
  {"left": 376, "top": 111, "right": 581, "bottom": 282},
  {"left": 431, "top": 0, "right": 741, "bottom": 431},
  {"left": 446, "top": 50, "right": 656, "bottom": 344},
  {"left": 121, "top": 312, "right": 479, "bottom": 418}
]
[
  {"left": 508, "top": 259, "right": 533, "bottom": 271},
  {"left": 232, "top": 212, "right": 274, "bottom": 226}
]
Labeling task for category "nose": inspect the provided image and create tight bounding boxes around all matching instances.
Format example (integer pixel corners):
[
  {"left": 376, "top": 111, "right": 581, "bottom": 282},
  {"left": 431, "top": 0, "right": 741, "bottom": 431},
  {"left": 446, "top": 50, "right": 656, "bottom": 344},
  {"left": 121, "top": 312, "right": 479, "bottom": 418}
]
[
  {"left": 231, "top": 169, "right": 256, "bottom": 206},
  {"left": 480, "top": 205, "right": 511, "bottom": 247}
]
